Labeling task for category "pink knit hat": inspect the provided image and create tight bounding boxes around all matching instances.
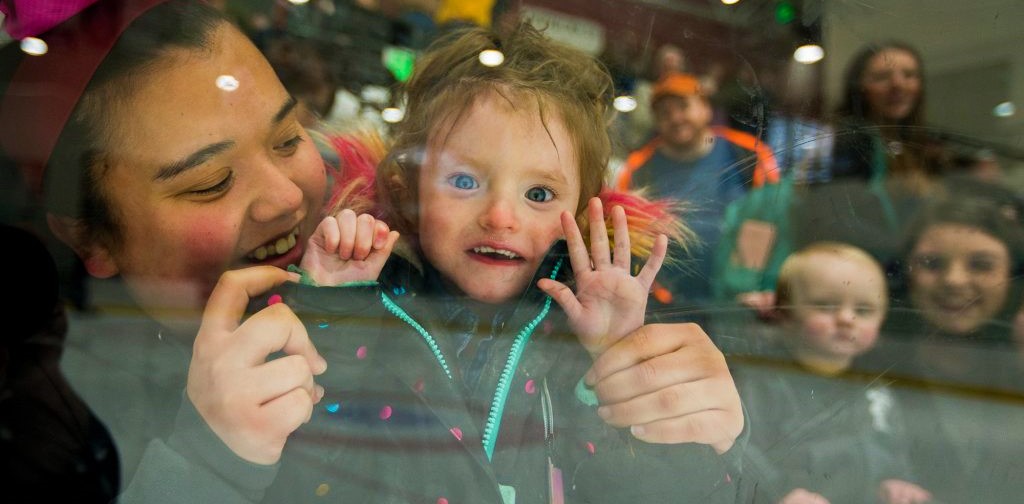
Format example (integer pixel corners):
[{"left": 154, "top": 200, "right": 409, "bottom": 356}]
[
  {"left": 0, "top": 0, "right": 102, "bottom": 39},
  {"left": 0, "top": 0, "right": 170, "bottom": 196}
]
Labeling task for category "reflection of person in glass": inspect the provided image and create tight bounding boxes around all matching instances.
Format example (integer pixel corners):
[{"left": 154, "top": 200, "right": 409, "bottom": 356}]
[
  {"left": 734, "top": 243, "right": 931, "bottom": 504},
  {"left": 258, "top": 22, "right": 747, "bottom": 503}
]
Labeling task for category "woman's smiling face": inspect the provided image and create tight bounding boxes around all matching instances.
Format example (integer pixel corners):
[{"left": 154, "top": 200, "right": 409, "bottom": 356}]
[
  {"left": 908, "top": 224, "right": 1012, "bottom": 335},
  {"left": 81, "top": 25, "right": 327, "bottom": 323}
]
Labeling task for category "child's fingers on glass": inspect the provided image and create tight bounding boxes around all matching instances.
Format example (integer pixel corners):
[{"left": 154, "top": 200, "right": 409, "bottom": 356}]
[
  {"left": 313, "top": 215, "right": 339, "bottom": 253},
  {"left": 537, "top": 278, "right": 584, "bottom": 319},
  {"left": 611, "top": 205, "right": 631, "bottom": 270},
  {"left": 353, "top": 213, "right": 376, "bottom": 260},
  {"left": 336, "top": 209, "right": 359, "bottom": 260},
  {"left": 636, "top": 234, "right": 668, "bottom": 289},
  {"left": 561, "top": 210, "right": 593, "bottom": 273},
  {"left": 587, "top": 197, "right": 612, "bottom": 268}
]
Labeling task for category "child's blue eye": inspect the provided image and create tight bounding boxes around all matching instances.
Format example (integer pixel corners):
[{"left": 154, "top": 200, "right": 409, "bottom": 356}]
[
  {"left": 447, "top": 173, "right": 479, "bottom": 190},
  {"left": 525, "top": 186, "right": 554, "bottom": 202}
]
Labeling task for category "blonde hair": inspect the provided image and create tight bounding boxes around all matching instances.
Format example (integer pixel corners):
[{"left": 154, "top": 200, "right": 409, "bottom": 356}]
[
  {"left": 775, "top": 241, "right": 888, "bottom": 310},
  {"left": 377, "top": 21, "right": 693, "bottom": 260},
  {"left": 378, "top": 22, "right": 612, "bottom": 235}
]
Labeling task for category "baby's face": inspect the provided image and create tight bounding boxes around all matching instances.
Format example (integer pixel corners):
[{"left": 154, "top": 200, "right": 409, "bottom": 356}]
[
  {"left": 786, "top": 254, "right": 888, "bottom": 362},
  {"left": 417, "top": 91, "right": 581, "bottom": 304}
]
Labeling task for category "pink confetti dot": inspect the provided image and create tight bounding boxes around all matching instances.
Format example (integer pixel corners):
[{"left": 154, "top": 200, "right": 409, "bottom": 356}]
[
  {"left": 725, "top": 473, "right": 732, "bottom": 483},
  {"left": 379, "top": 405, "right": 392, "bottom": 420},
  {"left": 449, "top": 427, "right": 463, "bottom": 441},
  {"left": 437, "top": 499, "right": 449, "bottom": 504},
  {"left": 524, "top": 379, "right": 536, "bottom": 394},
  {"left": 267, "top": 294, "right": 283, "bottom": 306},
  {"left": 542, "top": 320, "right": 553, "bottom": 334},
  {"left": 585, "top": 441, "right": 595, "bottom": 455},
  {"left": 414, "top": 379, "right": 425, "bottom": 393},
  {"left": 355, "top": 346, "right": 367, "bottom": 359}
]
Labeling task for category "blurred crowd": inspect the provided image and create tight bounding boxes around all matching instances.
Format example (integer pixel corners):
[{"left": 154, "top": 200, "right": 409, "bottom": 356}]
[{"left": 2, "top": 1, "right": 1022, "bottom": 503}]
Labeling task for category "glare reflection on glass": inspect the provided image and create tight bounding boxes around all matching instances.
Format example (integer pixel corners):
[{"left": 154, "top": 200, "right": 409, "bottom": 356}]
[
  {"left": 479, "top": 49, "right": 505, "bottom": 67},
  {"left": 19, "top": 37, "right": 48, "bottom": 56},
  {"left": 381, "top": 107, "right": 404, "bottom": 123},
  {"left": 215, "top": 75, "right": 240, "bottom": 92},
  {"left": 993, "top": 101, "right": 1016, "bottom": 117},
  {"left": 613, "top": 95, "right": 638, "bottom": 113},
  {"left": 721, "top": 0, "right": 740, "bottom": 5},
  {"left": 288, "top": 0, "right": 310, "bottom": 4},
  {"left": 793, "top": 44, "right": 825, "bottom": 64}
]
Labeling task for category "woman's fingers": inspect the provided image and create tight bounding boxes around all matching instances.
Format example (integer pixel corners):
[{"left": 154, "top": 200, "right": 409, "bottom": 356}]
[{"left": 199, "top": 266, "right": 296, "bottom": 336}]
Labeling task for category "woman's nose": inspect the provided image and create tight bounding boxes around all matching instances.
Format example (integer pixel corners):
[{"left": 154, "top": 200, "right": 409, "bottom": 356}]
[
  {"left": 941, "top": 260, "right": 971, "bottom": 287},
  {"left": 249, "top": 160, "right": 304, "bottom": 223}
]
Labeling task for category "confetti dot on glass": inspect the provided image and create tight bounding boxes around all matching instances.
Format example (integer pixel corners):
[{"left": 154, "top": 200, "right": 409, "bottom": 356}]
[
  {"left": 414, "top": 379, "right": 425, "bottom": 393},
  {"left": 542, "top": 320, "right": 553, "bottom": 334},
  {"left": 315, "top": 483, "right": 330, "bottom": 496},
  {"left": 379, "top": 405, "right": 393, "bottom": 420},
  {"left": 436, "top": 498, "right": 448, "bottom": 504},
  {"left": 449, "top": 427, "right": 463, "bottom": 441},
  {"left": 585, "top": 441, "right": 595, "bottom": 455},
  {"left": 356, "top": 346, "right": 368, "bottom": 359},
  {"left": 725, "top": 473, "right": 732, "bottom": 483},
  {"left": 524, "top": 379, "right": 536, "bottom": 394},
  {"left": 317, "top": 320, "right": 329, "bottom": 329},
  {"left": 325, "top": 403, "right": 340, "bottom": 414},
  {"left": 267, "top": 294, "right": 283, "bottom": 306}
]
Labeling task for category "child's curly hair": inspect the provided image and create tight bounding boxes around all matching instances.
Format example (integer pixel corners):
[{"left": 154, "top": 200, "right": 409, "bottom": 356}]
[{"left": 378, "top": 21, "right": 690, "bottom": 259}]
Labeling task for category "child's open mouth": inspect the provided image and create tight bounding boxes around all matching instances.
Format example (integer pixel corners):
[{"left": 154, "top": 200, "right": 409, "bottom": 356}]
[
  {"left": 247, "top": 227, "right": 300, "bottom": 261},
  {"left": 470, "top": 246, "right": 524, "bottom": 263}
]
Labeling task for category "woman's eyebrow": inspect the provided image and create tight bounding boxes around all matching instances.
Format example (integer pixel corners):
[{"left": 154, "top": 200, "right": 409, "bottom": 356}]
[
  {"left": 154, "top": 140, "right": 235, "bottom": 182},
  {"left": 153, "top": 96, "right": 298, "bottom": 182},
  {"left": 273, "top": 95, "right": 299, "bottom": 125}
]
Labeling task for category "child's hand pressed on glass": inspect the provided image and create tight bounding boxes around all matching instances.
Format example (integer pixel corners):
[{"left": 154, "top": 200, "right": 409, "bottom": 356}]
[
  {"left": 300, "top": 209, "right": 400, "bottom": 286},
  {"left": 538, "top": 197, "right": 667, "bottom": 358}
]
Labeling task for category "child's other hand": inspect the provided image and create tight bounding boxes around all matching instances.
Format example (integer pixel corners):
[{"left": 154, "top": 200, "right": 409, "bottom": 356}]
[
  {"left": 538, "top": 197, "right": 667, "bottom": 358},
  {"left": 300, "top": 209, "right": 400, "bottom": 286},
  {"left": 779, "top": 488, "right": 830, "bottom": 504},
  {"left": 878, "top": 479, "right": 932, "bottom": 504}
]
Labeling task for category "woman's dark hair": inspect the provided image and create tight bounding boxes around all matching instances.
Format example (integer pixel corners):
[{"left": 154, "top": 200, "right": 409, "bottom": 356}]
[
  {"left": 836, "top": 40, "right": 926, "bottom": 128},
  {"left": 43, "top": 0, "right": 226, "bottom": 249}
]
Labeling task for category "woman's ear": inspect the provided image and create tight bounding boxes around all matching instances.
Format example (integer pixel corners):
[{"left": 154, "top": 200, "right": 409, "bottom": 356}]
[{"left": 46, "top": 213, "right": 119, "bottom": 279}]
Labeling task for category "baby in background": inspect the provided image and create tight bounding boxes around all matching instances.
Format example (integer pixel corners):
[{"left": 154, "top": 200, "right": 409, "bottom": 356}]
[{"left": 737, "top": 242, "right": 933, "bottom": 504}]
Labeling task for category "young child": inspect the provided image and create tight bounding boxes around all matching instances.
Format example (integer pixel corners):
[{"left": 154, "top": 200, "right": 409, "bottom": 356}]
[
  {"left": 246, "top": 22, "right": 745, "bottom": 504},
  {"left": 733, "top": 242, "right": 932, "bottom": 504}
]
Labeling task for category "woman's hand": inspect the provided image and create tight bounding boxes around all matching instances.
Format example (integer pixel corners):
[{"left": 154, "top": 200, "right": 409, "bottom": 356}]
[
  {"left": 538, "top": 197, "right": 667, "bottom": 358},
  {"left": 187, "top": 266, "right": 327, "bottom": 465},
  {"left": 300, "top": 209, "right": 399, "bottom": 286},
  {"left": 584, "top": 322, "right": 745, "bottom": 454}
]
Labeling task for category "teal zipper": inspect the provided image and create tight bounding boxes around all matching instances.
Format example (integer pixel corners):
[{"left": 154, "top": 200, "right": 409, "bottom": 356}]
[
  {"left": 381, "top": 291, "right": 452, "bottom": 379},
  {"left": 379, "top": 258, "right": 563, "bottom": 462}
]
